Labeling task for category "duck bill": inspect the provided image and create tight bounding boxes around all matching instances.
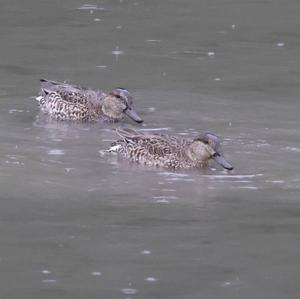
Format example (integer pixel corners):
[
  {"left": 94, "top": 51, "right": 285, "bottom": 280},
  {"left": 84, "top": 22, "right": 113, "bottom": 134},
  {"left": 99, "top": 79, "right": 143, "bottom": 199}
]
[
  {"left": 125, "top": 108, "right": 143, "bottom": 123},
  {"left": 213, "top": 154, "right": 234, "bottom": 170}
]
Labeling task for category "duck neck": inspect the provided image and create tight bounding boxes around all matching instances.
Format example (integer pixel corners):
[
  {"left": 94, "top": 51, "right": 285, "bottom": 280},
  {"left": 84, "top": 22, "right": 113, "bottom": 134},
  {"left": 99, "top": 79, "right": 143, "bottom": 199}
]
[
  {"left": 100, "top": 96, "right": 124, "bottom": 122},
  {"left": 184, "top": 145, "right": 208, "bottom": 168}
]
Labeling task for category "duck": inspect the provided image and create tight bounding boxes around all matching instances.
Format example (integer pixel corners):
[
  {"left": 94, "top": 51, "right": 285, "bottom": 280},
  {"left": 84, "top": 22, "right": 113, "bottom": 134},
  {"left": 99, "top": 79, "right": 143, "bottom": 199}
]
[
  {"left": 35, "top": 79, "right": 143, "bottom": 123},
  {"left": 108, "top": 128, "right": 233, "bottom": 170}
]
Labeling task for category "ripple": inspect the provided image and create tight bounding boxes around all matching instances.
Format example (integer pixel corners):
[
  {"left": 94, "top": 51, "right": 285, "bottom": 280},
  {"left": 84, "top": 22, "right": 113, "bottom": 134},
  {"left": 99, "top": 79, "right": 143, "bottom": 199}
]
[
  {"left": 148, "top": 107, "right": 156, "bottom": 112},
  {"left": 201, "top": 173, "right": 263, "bottom": 190},
  {"left": 155, "top": 199, "right": 170, "bottom": 203},
  {"left": 145, "top": 39, "right": 161, "bottom": 43},
  {"left": 153, "top": 196, "right": 177, "bottom": 200},
  {"left": 9, "top": 109, "right": 24, "bottom": 114},
  {"left": 145, "top": 277, "right": 157, "bottom": 282},
  {"left": 153, "top": 195, "right": 177, "bottom": 203},
  {"left": 166, "top": 177, "right": 195, "bottom": 182},
  {"left": 91, "top": 271, "right": 102, "bottom": 276},
  {"left": 140, "top": 127, "right": 171, "bottom": 132},
  {"left": 96, "top": 65, "right": 107, "bottom": 69},
  {"left": 5, "top": 155, "right": 25, "bottom": 166},
  {"left": 151, "top": 188, "right": 176, "bottom": 192},
  {"left": 77, "top": 4, "right": 105, "bottom": 10},
  {"left": 183, "top": 50, "right": 202, "bottom": 55},
  {"left": 141, "top": 250, "right": 151, "bottom": 255},
  {"left": 111, "top": 50, "right": 124, "bottom": 55},
  {"left": 158, "top": 172, "right": 195, "bottom": 182},
  {"left": 4, "top": 159, "right": 24, "bottom": 166},
  {"left": 221, "top": 277, "right": 241, "bottom": 287},
  {"left": 112, "top": 46, "right": 124, "bottom": 56},
  {"left": 283, "top": 146, "right": 300, "bottom": 153},
  {"left": 265, "top": 180, "right": 285, "bottom": 184},
  {"left": 48, "top": 149, "right": 65, "bottom": 155},
  {"left": 42, "top": 279, "right": 56, "bottom": 283},
  {"left": 235, "top": 186, "right": 258, "bottom": 190},
  {"left": 203, "top": 174, "right": 263, "bottom": 179},
  {"left": 121, "top": 288, "right": 138, "bottom": 295},
  {"left": 158, "top": 172, "right": 189, "bottom": 178},
  {"left": 41, "top": 270, "right": 51, "bottom": 274}
]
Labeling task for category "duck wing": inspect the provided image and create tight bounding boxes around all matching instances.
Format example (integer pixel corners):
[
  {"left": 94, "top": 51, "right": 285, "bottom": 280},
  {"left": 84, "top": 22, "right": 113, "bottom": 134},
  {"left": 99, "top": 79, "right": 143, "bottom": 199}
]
[
  {"left": 38, "top": 89, "right": 92, "bottom": 121},
  {"left": 40, "top": 79, "right": 104, "bottom": 107},
  {"left": 116, "top": 128, "right": 181, "bottom": 156}
]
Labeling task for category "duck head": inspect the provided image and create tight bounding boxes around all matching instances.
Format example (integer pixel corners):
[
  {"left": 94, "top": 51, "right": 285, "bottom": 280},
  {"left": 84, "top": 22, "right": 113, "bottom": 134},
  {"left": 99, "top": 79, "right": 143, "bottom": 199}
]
[
  {"left": 187, "top": 133, "right": 233, "bottom": 170},
  {"left": 101, "top": 88, "right": 143, "bottom": 123}
]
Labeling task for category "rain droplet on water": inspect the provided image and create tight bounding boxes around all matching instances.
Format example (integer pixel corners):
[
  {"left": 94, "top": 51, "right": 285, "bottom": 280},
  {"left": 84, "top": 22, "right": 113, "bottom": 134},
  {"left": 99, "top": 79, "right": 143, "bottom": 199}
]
[
  {"left": 145, "top": 277, "right": 157, "bottom": 282},
  {"left": 121, "top": 288, "right": 138, "bottom": 295}
]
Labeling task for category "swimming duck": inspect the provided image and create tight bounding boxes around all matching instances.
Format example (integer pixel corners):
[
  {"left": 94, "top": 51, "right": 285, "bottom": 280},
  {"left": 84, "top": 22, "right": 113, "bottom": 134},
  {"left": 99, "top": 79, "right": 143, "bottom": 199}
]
[
  {"left": 35, "top": 79, "right": 143, "bottom": 123},
  {"left": 108, "top": 128, "right": 233, "bottom": 170}
]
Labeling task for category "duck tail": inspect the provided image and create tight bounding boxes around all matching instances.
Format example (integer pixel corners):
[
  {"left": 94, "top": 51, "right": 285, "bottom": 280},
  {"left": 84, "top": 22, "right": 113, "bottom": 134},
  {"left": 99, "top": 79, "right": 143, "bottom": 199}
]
[
  {"left": 35, "top": 87, "right": 52, "bottom": 103},
  {"left": 107, "top": 142, "right": 122, "bottom": 153},
  {"left": 115, "top": 127, "right": 141, "bottom": 139},
  {"left": 40, "top": 78, "right": 58, "bottom": 84},
  {"left": 40, "top": 78, "right": 63, "bottom": 89},
  {"left": 35, "top": 95, "right": 43, "bottom": 102}
]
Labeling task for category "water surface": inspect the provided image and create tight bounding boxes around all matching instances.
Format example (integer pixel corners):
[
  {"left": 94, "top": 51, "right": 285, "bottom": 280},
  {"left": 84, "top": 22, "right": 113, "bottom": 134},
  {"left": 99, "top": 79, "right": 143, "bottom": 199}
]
[{"left": 1, "top": 0, "right": 300, "bottom": 298}]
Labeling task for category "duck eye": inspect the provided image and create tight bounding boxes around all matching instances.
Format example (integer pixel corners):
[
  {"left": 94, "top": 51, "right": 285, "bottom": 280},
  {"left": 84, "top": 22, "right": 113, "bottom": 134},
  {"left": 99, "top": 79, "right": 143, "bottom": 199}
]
[{"left": 212, "top": 152, "right": 220, "bottom": 157}]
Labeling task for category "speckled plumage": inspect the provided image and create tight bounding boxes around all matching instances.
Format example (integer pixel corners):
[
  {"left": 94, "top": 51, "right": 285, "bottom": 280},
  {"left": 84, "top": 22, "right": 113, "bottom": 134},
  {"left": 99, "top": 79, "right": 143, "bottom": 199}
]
[
  {"left": 37, "top": 91, "right": 92, "bottom": 121},
  {"left": 35, "top": 79, "right": 143, "bottom": 123},
  {"left": 109, "top": 128, "right": 233, "bottom": 170}
]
